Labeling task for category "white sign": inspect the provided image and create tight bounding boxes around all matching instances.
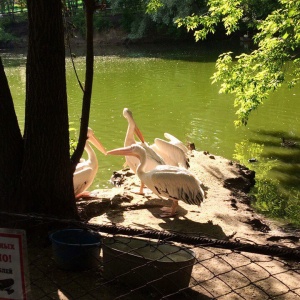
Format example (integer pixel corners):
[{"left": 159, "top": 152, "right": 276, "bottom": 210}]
[{"left": 0, "top": 229, "right": 30, "bottom": 300}]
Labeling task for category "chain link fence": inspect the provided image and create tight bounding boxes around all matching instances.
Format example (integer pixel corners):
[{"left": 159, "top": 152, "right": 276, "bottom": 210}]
[{"left": 1, "top": 212, "right": 299, "bottom": 299}]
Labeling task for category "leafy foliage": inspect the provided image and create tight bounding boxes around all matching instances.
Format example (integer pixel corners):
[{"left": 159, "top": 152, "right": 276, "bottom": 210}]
[
  {"left": 147, "top": 0, "right": 204, "bottom": 25},
  {"left": 148, "top": 0, "right": 300, "bottom": 126},
  {"left": 146, "top": 0, "right": 163, "bottom": 14},
  {"left": 212, "top": 39, "right": 288, "bottom": 126},
  {"left": 211, "top": 0, "right": 300, "bottom": 126},
  {"left": 176, "top": 0, "right": 243, "bottom": 40},
  {"left": 107, "top": 0, "right": 199, "bottom": 40},
  {"left": 0, "top": 11, "right": 27, "bottom": 43},
  {"left": 0, "top": 26, "right": 15, "bottom": 43}
]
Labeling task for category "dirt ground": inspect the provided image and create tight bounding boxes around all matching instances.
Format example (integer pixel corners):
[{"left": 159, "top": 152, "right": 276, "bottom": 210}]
[{"left": 77, "top": 149, "right": 300, "bottom": 249}]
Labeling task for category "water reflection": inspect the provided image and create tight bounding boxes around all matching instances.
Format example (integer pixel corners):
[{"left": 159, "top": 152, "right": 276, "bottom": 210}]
[{"left": 233, "top": 140, "right": 300, "bottom": 225}]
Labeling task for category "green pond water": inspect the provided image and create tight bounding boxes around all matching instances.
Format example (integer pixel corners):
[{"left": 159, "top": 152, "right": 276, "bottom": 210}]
[{"left": 2, "top": 41, "right": 300, "bottom": 225}]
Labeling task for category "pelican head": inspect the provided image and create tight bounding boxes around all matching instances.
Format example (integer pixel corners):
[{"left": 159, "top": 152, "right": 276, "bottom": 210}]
[
  {"left": 123, "top": 108, "right": 145, "bottom": 143},
  {"left": 107, "top": 144, "right": 144, "bottom": 160},
  {"left": 87, "top": 127, "right": 107, "bottom": 155}
]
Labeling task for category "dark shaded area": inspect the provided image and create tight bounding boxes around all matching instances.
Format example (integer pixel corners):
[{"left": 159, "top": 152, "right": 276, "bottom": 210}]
[
  {"left": 249, "top": 129, "right": 300, "bottom": 187},
  {"left": 223, "top": 164, "right": 255, "bottom": 193},
  {"left": 1, "top": 14, "right": 250, "bottom": 64}
]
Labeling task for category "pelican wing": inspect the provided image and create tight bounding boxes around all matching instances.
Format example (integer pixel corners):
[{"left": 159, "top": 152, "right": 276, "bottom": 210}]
[
  {"left": 76, "top": 158, "right": 89, "bottom": 172},
  {"left": 147, "top": 168, "right": 204, "bottom": 206},
  {"left": 164, "top": 133, "right": 189, "bottom": 154},
  {"left": 140, "top": 142, "right": 165, "bottom": 169},
  {"left": 125, "top": 155, "right": 140, "bottom": 173},
  {"left": 153, "top": 138, "right": 189, "bottom": 168},
  {"left": 73, "top": 167, "right": 93, "bottom": 195}
]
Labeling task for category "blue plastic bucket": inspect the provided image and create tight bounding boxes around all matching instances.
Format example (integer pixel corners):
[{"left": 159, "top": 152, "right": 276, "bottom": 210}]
[{"left": 50, "top": 229, "right": 101, "bottom": 271}]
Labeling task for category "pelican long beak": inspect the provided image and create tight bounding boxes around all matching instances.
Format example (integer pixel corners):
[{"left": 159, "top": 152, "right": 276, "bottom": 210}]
[
  {"left": 107, "top": 146, "right": 139, "bottom": 158},
  {"left": 89, "top": 133, "right": 107, "bottom": 155},
  {"left": 123, "top": 107, "right": 145, "bottom": 143},
  {"left": 134, "top": 125, "right": 145, "bottom": 143}
]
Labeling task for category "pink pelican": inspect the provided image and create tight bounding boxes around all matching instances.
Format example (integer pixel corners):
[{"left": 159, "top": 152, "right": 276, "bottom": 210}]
[
  {"left": 107, "top": 144, "right": 205, "bottom": 217},
  {"left": 123, "top": 108, "right": 165, "bottom": 194},
  {"left": 74, "top": 128, "right": 107, "bottom": 199}
]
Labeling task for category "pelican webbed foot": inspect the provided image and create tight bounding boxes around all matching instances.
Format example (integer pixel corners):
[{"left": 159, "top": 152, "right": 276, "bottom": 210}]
[
  {"left": 131, "top": 188, "right": 145, "bottom": 195},
  {"left": 159, "top": 200, "right": 179, "bottom": 217},
  {"left": 75, "top": 191, "right": 94, "bottom": 200}
]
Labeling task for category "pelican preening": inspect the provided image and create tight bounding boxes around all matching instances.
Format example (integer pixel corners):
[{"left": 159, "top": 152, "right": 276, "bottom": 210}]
[
  {"left": 107, "top": 144, "right": 205, "bottom": 217},
  {"left": 123, "top": 108, "right": 165, "bottom": 193},
  {"left": 122, "top": 108, "right": 190, "bottom": 193},
  {"left": 73, "top": 128, "right": 107, "bottom": 199}
]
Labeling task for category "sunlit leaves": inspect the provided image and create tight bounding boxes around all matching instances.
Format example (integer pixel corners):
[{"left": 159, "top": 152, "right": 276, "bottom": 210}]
[
  {"left": 210, "top": 0, "right": 300, "bottom": 126},
  {"left": 175, "top": 0, "right": 243, "bottom": 41},
  {"left": 148, "top": 0, "right": 300, "bottom": 126},
  {"left": 146, "top": 0, "right": 163, "bottom": 14},
  {"left": 233, "top": 140, "right": 265, "bottom": 167},
  {"left": 212, "top": 37, "right": 288, "bottom": 126}
]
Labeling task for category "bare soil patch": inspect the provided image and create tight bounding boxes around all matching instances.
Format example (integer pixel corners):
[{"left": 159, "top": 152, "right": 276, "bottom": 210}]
[{"left": 77, "top": 149, "right": 300, "bottom": 249}]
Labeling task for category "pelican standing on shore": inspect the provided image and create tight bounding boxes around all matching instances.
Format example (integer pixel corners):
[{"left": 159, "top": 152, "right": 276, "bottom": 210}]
[
  {"left": 107, "top": 144, "right": 205, "bottom": 217},
  {"left": 74, "top": 128, "right": 107, "bottom": 198}
]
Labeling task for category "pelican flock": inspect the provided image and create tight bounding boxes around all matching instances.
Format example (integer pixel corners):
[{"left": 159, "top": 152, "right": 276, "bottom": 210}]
[
  {"left": 73, "top": 108, "right": 205, "bottom": 218},
  {"left": 107, "top": 144, "right": 205, "bottom": 217},
  {"left": 73, "top": 128, "right": 107, "bottom": 199}
]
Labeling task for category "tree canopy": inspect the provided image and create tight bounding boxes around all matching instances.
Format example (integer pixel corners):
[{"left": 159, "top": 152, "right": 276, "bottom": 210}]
[{"left": 148, "top": 0, "right": 300, "bottom": 126}]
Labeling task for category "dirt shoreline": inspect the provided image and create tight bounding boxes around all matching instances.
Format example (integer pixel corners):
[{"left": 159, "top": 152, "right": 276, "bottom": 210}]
[{"left": 77, "top": 149, "right": 300, "bottom": 250}]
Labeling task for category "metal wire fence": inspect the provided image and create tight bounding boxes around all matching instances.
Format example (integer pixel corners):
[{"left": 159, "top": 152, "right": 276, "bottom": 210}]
[{"left": 1, "top": 212, "right": 300, "bottom": 299}]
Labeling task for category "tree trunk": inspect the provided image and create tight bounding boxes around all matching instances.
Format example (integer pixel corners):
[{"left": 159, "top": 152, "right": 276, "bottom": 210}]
[
  {"left": 0, "top": 58, "right": 23, "bottom": 208},
  {"left": 71, "top": 0, "right": 95, "bottom": 170},
  {"left": 18, "top": 0, "right": 77, "bottom": 217}
]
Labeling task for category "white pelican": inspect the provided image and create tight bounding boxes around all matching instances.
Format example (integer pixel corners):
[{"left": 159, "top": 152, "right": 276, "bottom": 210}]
[
  {"left": 123, "top": 108, "right": 165, "bottom": 193},
  {"left": 107, "top": 144, "right": 205, "bottom": 217},
  {"left": 73, "top": 128, "right": 107, "bottom": 199}
]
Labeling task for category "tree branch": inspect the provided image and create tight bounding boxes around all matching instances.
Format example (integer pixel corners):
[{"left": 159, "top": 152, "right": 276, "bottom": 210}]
[{"left": 71, "top": 0, "right": 95, "bottom": 170}]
